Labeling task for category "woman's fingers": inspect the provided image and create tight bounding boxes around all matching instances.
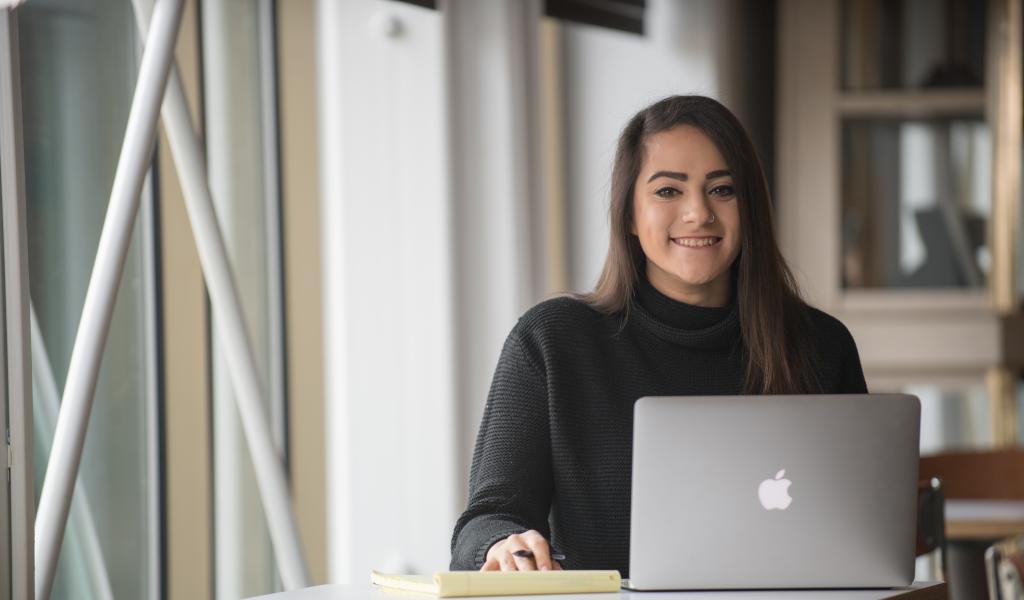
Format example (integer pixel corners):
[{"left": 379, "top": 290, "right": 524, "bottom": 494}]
[
  {"left": 483, "top": 530, "right": 555, "bottom": 572},
  {"left": 483, "top": 538, "right": 511, "bottom": 571},
  {"left": 509, "top": 548, "right": 536, "bottom": 569},
  {"left": 499, "top": 547, "right": 521, "bottom": 572},
  {"left": 486, "top": 538, "right": 521, "bottom": 572},
  {"left": 521, "top": 531, "right": 553, "bottom": 571},
  {"left": 505, "top": 534, "right": 536, "bottom": 571}
]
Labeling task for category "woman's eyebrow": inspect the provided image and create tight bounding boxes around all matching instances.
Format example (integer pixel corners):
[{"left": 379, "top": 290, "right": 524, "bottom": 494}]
[
  {"left": 647, "top": 170, "right": 687, "bottom": 183},
  {"left": 647, "top": 169, "right": 731, "bottom": 183}
]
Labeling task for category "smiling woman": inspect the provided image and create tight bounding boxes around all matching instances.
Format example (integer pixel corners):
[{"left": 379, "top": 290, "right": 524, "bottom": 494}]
[{"left": 449, "top": 95, "right": 869, "bottom": 577}]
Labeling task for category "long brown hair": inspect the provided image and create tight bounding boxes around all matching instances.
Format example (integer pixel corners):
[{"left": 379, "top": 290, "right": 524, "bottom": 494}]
[{"left": 580, "top": 95, "right": 819, "bottom": 394}]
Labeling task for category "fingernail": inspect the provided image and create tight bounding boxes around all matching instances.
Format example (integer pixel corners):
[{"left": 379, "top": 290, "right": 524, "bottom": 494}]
[{"left": 540, "top": 565, "right": 550, "bottom": 571}]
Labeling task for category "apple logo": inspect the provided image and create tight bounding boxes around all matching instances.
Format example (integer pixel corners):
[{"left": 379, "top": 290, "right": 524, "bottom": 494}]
[{"left": 758, "top": 469, "right": 793, "bottom": 510}]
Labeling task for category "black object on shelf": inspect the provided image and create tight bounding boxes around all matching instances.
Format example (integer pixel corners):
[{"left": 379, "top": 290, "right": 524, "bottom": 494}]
[
  {"left": 390, "top": 0, "right": 647, "bottom": 36},
  {"left": 391, "top": 0, "right": 437, "bottom": 9},
  {"left": 545, "top": 0, "right": 646, "bottom": 35}
]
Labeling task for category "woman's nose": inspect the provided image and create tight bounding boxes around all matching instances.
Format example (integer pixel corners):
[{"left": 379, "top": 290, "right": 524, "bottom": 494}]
[{"left": 679, "top": 195, "right": 712, "bottom": 223}]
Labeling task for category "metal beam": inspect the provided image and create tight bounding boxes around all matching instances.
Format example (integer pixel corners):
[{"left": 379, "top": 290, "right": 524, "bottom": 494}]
[{"left": 33, "top": 1, "right": 184, "bottom": 597}]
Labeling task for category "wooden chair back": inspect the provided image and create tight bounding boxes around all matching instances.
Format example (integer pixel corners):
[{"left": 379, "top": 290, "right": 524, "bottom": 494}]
[{"left": 919, "top": 449, "right": 1024, "bottom": 500}]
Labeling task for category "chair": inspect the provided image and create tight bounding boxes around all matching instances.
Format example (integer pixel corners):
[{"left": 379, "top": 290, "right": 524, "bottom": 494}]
[
  {"left": 919, "top": 449, "right": 1024, "bottom": 600},
  {"left": 919, "top": 449, "right": 1024, "bottom": 500},
  {"left": 917, "top": 477, "right": 947, "bottom": 581},
  {"left": 985, "top": 535, "right": 1024, "bottom": 600}
]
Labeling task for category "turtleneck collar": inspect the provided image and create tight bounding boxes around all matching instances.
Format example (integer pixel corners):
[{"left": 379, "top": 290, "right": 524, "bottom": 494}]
[{"left": 630, "top": 276, "right": 740, "bottom": 349}]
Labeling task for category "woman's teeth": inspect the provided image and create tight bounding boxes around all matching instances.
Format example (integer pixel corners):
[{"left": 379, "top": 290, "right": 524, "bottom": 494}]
[{"left": 673, "top": 237, "right": 720, "bottom": 248}]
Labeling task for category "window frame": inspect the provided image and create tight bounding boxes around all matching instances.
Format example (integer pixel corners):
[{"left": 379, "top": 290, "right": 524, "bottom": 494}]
[{"left": 0, "top": 8, "right": 35, "bottom": 600}]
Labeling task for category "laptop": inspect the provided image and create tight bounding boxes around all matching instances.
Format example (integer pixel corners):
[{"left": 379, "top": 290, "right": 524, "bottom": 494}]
[{"left": 626, "top": 394, "right": 921, "bottom": 591}]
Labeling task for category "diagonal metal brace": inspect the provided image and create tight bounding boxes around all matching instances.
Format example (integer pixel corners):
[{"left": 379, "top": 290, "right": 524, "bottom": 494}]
[{"left": 33, "top": 1, "right": 184, "bottom": 598}]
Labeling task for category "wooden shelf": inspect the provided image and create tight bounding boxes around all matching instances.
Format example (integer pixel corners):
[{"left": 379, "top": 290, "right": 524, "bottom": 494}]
[
  {"left": 837, "top": 88, "right": 986, "bottom": 118},
  {"left": 839, "top": 289, "right": 990, "bottom": 313},
  {"left": 842, "top": 312, "right": 1001, "bottom": 375}
]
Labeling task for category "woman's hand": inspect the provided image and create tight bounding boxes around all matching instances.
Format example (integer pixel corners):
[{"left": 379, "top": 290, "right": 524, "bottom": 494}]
[{"left": 481, "top": 530, "right": 564, "bottom": 571}]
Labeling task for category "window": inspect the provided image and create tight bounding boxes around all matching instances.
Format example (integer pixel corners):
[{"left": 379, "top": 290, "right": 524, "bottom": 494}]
[
  {"left": 201, "top": 0, "right": 288, "bottom": 596},
  {"left": 19, "top": 0, "right": 161, "bottom": 597}
]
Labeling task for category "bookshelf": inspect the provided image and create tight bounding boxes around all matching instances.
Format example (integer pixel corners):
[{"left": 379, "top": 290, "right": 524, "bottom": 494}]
[{"left": 778, "top": 0, "right": 1023, "bottom": 448}]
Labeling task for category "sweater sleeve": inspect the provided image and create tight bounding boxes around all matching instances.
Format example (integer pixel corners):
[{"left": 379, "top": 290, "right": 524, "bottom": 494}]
[
  {"left": 450, "top": 329, "right": 554, "bottom": 570},
  {"left": 838, "top": 322, "right": 868, "bottom": 394}
]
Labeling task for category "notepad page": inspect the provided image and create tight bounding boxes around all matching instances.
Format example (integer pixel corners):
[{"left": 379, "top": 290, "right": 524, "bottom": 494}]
[{"left": 371, "top": 569, "right": 621, "bottom": 597}]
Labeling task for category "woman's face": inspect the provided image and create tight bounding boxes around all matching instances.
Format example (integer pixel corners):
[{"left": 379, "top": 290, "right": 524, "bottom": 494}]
[{"left": 632, "top": 124, "right": 741, "bottom": 307}]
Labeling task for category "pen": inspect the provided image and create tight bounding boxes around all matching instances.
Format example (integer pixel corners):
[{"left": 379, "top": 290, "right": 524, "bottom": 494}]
[{"left": 512, "top": 548, "right": 567, "bottom": 562}]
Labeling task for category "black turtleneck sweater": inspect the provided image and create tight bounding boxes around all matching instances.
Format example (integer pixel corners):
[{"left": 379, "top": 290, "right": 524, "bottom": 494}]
[{"left": 449, "top": 279, "right": 867, "bottom": 576}]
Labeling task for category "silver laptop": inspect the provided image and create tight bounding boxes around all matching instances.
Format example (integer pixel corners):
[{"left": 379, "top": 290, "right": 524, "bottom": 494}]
[{"left": 626, "top": 394, "right": 920, "bottom": 590}]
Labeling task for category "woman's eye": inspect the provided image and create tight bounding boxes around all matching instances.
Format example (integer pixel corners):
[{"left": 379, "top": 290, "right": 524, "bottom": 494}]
[
  {"left": 709, "top": 184, "right": 735, "bottom": 197},
  {"left": 654, "top": 187, "right": 679, "bottom": 198}
]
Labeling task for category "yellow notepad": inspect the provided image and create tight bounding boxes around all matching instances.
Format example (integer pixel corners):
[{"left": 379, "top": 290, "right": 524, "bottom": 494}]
[{"left": 370, "top": 569, "right": 621, "bottom": 597}]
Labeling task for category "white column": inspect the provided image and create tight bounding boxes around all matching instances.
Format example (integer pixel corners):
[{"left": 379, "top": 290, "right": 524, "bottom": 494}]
[
  {"left": 318, "top": 0, "right": 547, "bottom": 583},
  {"left": 319, "top": 0, "right": 459, "bottom": 583},
  {"left": 445, "top": 0, "right": 548, "bottom": 474}
]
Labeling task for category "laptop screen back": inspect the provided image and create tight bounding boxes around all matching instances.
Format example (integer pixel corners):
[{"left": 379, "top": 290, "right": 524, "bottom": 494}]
[{"left": 628, "top": 394, "right": 920, "bottom": 590}]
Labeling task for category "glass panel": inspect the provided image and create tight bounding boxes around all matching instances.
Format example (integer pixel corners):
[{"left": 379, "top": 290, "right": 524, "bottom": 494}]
[
  {"left": 841, "top": 0, "right": 986, "bottom": 90},
  {"left": 202, "top": 0, "right": 286, "bottom": 597},
  {"left": 19, "top": 1, "right": 159, "bottom": 599},
  {"left": 908, "top": 379, "right": 1024, "bottom": 452},
  {"left": 841, "top": 117, "right": 990, "bottom": 289},
  {"left": 906, "top": 383, "right": 991, "bottom": 454}
]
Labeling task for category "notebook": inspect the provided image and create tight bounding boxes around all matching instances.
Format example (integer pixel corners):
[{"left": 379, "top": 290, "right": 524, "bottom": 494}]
[{"left": 370, "top": 569, "right": 621, "bottom": 597}]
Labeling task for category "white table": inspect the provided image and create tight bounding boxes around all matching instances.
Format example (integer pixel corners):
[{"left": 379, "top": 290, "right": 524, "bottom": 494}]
[{"left": 246, "top": 582, "right": 947, "bottom": 600}]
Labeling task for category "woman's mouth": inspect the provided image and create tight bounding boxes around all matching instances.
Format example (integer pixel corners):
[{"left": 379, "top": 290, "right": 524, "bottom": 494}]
[{"left": 671, "top": 236, "right": 722, "bottom": 248}]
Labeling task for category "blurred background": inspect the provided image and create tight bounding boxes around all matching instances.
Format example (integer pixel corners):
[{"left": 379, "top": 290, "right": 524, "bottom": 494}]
[{"left": 3, "top": 0, "right": 1024, "bottom": 598}]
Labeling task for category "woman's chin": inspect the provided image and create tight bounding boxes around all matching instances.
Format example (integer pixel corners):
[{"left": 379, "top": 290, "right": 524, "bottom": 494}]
[{"left": 670, "top": 271, "right": 724, "bottom": 289}]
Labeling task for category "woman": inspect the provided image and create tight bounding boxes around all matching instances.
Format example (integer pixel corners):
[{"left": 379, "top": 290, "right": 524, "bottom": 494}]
[{"left": 449, "top": 95, "right": 866, "bottom": 576}]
